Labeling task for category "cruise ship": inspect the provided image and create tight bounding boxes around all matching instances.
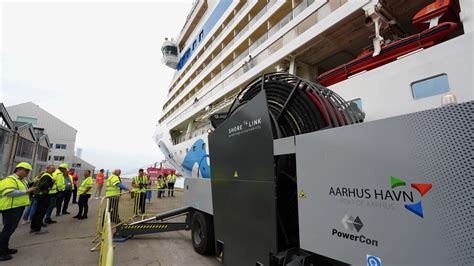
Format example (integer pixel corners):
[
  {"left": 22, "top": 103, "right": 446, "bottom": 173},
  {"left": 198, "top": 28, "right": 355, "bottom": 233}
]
[{"left": 154, "top": 0, "right": 473, "bottom": 179}]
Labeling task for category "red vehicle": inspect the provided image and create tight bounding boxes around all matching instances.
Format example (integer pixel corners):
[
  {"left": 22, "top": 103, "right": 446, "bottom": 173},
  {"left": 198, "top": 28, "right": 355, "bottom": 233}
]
[{"left": 146, "top": 166, "right": 176, "bottom": 181}]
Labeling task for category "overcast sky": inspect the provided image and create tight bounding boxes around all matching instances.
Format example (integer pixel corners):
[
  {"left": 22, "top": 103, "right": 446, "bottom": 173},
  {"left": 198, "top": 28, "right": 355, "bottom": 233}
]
[{"left": 1, "top": 0, "right": 192, "bottom": 175}]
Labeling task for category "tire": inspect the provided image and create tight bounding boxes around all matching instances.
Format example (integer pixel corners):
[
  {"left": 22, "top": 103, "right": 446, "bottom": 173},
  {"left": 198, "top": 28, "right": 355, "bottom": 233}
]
[{"left": 191, "top": 211, "right": 215, "bottom": 255}]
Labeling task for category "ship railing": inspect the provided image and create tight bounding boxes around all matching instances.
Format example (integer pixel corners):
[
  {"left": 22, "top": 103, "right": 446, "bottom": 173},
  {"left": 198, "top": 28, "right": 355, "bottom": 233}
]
[
  {"left": 169, "top": 1, "right": 250, "bottom": 95},
  {"left": 165, "top": 0, "right": 320, "bottom": 126},
  {"left": 167, "top": 0, "right": 270, "bottom": 101}
]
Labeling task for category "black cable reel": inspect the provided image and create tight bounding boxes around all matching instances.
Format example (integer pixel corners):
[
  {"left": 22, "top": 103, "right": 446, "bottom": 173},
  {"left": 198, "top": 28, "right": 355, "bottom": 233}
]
[{"left": 225, "top": 72, "right": 365, "bottom": 251}]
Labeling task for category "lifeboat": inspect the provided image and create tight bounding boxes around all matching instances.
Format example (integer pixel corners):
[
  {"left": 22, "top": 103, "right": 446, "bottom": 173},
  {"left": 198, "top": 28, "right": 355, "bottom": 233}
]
[
  {"left": 412, "top": 0, "right": 460, "bottom": 30},
  {"left": 317, "top": 0, "right": 460, "bottom": 87},
  {"left": 161, "top": 38, "right": 179, "bottom": 69}
]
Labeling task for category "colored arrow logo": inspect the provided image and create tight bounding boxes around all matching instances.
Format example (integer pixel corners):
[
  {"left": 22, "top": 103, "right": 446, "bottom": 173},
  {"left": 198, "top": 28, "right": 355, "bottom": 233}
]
[{"left": 390, "top": 176, "right": 432, "bottom": 218}]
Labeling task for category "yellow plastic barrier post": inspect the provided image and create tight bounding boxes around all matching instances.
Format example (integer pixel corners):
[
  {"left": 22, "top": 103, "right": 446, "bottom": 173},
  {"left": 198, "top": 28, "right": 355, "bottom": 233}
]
[
  {"left": 99, "top": 199, "right": 114, "bottom": 266},
  {"left": 91, "top": 196, "right": 107, "bottom": 248}
]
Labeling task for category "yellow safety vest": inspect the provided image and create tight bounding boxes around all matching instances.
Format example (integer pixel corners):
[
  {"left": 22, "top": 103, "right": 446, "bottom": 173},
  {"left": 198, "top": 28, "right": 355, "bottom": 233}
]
[
  {"left": 78, "top": 176, "right": 94, "bottom": 195},
  {"left": 132, "top": 175, "right": 148, "bottom": 193},
  {"left": 0, "top": 175, "right": 30, "bottom": 210},
  {"left": 49, "top": 169, "right": 61, "bottom": 194},
  {"left": 156, "top": 178, "right": 165, "bottom": 189},
  {"left": 106, "top": 175, "right": 121, "bottom": 197},
  {"left": 56, "top": 171, "right": 66, "bottom": 191},
  {"left": 167, "top": 174, "right": 176, "bottom": 183}
]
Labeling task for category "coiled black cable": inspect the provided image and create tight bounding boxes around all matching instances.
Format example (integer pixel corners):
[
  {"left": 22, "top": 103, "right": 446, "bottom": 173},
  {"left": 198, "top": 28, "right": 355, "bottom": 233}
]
[{"left": 226, "top": 72, "right": 365, "bottom": 251}]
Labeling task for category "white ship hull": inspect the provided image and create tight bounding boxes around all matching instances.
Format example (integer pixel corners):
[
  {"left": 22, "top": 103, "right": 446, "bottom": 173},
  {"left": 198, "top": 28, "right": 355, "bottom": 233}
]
[{"left": 155, "top": 0, "right": 474, "bottom": 179}]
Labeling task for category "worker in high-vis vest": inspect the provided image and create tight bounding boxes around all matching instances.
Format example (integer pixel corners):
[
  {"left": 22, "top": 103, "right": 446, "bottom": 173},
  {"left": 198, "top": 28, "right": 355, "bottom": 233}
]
[
  {"left": 74, "top": 170, "right": 94, "bottom": 219},
  {"left": 131, "top": 169, "right": 149, "bottom": 214},
  {"left": 30, "top": 165, "right": 55, "bottom": 235},
  {"left": 44, "top": 163, "right": 68, "bottom": 224},
  {"left": 156, "top": 175, "right": 166, "bottom": 199},
  {"left": 0, "top": 162, "right": 35, "bottom": 261},
  {"left": 56, "top": 167, "right": 73, "bottom": 216},
  {"left": 166, "top": 171, "right": 177, "bottom": 197},
  {"left": 106, "top": 169, "right": 128, "bottom": 223}
]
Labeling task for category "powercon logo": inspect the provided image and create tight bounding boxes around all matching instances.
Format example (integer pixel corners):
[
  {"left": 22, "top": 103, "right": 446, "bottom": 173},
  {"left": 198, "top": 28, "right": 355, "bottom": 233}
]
[
  {"left": 341, "top": 214, "right": 363, "bottom": 232},
  {"left": 331, "top": 214, "right": 379, "bottom": 247}
]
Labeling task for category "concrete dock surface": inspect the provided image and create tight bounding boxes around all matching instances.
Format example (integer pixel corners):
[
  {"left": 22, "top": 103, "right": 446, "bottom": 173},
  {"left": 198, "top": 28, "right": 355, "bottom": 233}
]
[{"left": 5, "top": 186, "right": 219, "bottom": 266}]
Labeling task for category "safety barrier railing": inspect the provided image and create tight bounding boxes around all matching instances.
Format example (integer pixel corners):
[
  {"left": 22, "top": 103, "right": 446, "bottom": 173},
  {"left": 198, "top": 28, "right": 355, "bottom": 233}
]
[
  {"left": 99, "top": 199, "right": 113, "bottom": 266},
  {"left": 116, "top": 188, "right": 184, "bottom": 223},
  {"left": 93, "top": 188, "right": 184, "bottom": 238},
  {"left": 91, "top": 187, "right": 185, "bottom": 250},
  {"left": 91, "top": 191, "right": 130, "bottom": 251},
  {"left": 92, "top": 196, "right": 107, "bottom": 244}
]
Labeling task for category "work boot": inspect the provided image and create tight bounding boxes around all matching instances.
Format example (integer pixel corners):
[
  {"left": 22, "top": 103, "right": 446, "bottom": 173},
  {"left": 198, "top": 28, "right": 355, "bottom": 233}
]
[
  {"left": 73, "top": 215, "right": 81, "bottom": 219},
  {"left": 62, "top": 211, "right": 70, "bottom": 215},
  {"left": 78, "top": 216, "right": 88, "bottom": 220},
  {"left": 34, "top": 229, "right": 49, "bottom": 234},
  {"left": 44, "top": 218, "right": 57, "bottom": 224},
  {"left": 6, "top": 249, "right": 17, "bottom": 255},
  {"left": 0, "top": 253, "right": 12, "bottom": 261}
]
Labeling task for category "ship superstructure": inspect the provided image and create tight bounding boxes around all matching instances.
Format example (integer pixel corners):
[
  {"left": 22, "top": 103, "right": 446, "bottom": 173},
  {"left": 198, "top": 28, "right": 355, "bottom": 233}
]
[{"left": 154, "top": 0, "right": 473, "bottom": 179}]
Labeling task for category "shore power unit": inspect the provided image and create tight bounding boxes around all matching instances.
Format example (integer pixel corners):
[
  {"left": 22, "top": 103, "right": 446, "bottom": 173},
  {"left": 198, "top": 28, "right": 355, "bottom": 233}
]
[{"left": 209, "top": 73, "right": 473, "bottom": 265}]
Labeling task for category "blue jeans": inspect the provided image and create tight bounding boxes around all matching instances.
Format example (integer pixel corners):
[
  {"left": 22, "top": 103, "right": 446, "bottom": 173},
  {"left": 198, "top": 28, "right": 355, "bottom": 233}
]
[
  {"left": 44, "top": 194, "right": 57, "bottom": 220},
  {"left": 22, "top": 198, "right": 38, "bottom": 221}
]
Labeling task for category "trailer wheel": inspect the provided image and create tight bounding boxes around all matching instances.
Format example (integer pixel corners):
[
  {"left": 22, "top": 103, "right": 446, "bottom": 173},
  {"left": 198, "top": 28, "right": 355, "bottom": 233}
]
[{"left": 191, "top": 211, "right": 215, "bottom": 255}]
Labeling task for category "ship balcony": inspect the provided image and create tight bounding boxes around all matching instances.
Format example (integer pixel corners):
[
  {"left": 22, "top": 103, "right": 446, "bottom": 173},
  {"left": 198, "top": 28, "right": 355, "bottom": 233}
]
[{"left": 160, "top": 0, "right": 334, "bottom": 125}]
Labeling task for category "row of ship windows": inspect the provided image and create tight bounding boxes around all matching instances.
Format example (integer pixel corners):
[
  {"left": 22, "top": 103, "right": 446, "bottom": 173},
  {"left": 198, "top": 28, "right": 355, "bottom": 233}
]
[
  {"left": 173, "top": 142, "right": 206, "bottom": 157},
  {"left": 173, "top": 128, "right": 211, "bottom": 144},
  {"left": 162, "top": 0, "right": 316, "bottom": 120},
  {"left": 165, "top": 1, "right": 256, "bottom": 103}
]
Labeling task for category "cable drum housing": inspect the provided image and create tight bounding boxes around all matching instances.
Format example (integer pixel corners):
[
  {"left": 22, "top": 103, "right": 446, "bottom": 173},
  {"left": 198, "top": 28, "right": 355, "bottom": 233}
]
[
  {"left": 227, "top": 72, "right": 364, "bottom": 135},
  {"left": 226, "top": 72, "right": 365, "bottom": 251}
]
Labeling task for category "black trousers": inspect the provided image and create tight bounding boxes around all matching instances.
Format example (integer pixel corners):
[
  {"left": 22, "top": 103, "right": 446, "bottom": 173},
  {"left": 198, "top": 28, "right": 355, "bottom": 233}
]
[
  {"left": 168, "top": 183, "right": 175, "bottom": 197},
  {"left": 157, "top": 189, "right": 164, "bottom": 198},
  {"left": 108, "top": 196, "right": 120, "bottom": 224},
  {"left": 31, "top": 196, "right": 49, "bottom": 231},
  {"left": 61, "top": 190, "right": 72, "bottom": 213},
  {"left": 72, "top": 186, "right": 78, "bottom": 203},
  {"left": 77, "top": 194, "right": 91, "bottom": 217},
  {"left": 55, "top": 191, "right": 64, "bottom": 215},
  {"left": 0, "top": 206, "right": 25, "bottom": 252}
]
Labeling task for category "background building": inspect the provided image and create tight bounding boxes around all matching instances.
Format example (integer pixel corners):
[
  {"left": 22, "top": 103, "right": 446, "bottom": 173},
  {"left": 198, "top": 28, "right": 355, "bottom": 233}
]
[
  {"left": 33, "top": 128, "right": 51, "bottom": 176},
  {"left": 6, "top": 102, "right": 95, "bottom": 178},
  {"left": 0, "top": 104, "right": 15, "bottom": 177},
  {"left": 7, "top": 102, "right": 76, "bottom": 164},
  {"left": 0, "top": 103, "right": 52, "bottom": 177}
]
